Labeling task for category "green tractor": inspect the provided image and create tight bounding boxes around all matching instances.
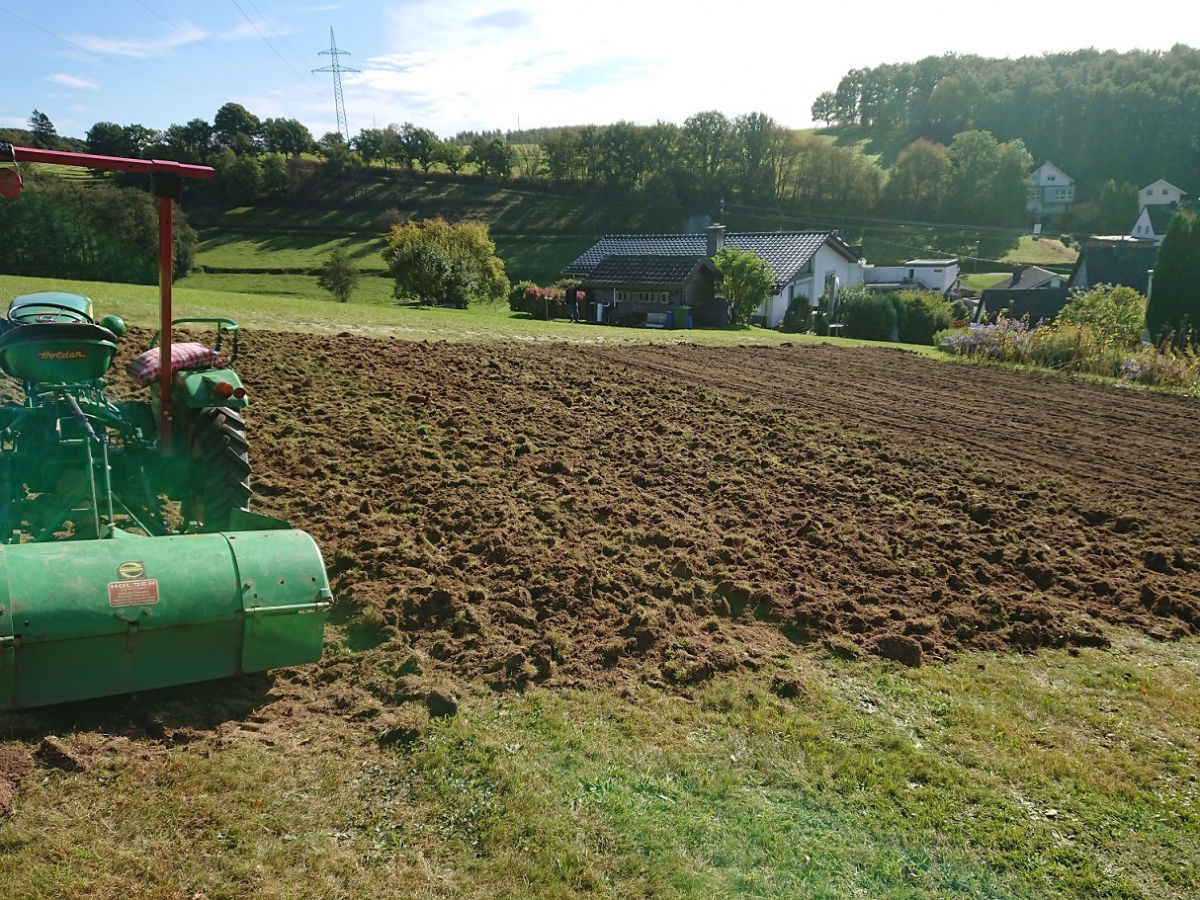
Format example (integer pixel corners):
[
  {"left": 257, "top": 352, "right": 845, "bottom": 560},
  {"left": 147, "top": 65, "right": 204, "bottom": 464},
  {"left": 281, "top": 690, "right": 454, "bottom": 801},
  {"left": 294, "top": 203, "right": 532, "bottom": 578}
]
[{"left": 0, "top": 144, "right": 331, "bottom": 709}]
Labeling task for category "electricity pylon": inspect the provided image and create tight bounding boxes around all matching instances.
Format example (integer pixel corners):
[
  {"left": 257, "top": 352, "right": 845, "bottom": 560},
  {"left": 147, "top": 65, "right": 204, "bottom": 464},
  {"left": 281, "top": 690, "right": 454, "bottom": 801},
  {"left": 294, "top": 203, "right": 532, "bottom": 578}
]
[{"left": 313, "top": 28, "right": 359, "bottom": 143}]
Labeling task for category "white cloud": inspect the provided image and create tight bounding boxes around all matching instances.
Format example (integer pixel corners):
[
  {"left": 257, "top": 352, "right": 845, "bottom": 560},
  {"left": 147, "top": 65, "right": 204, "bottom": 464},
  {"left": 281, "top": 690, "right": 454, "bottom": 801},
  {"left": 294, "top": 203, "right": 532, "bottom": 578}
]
[
  {"left": 66, "top": 28, "right": 204, "bottom": 59},
  {"left": 341, "top": 0, "right": 849, "bottom": 134},
  {"left": 333, "top": 0, "right": 1192, "bottom": 136},
  {"left": 47, "top": 73, "right": 101, "bottom": 91}
]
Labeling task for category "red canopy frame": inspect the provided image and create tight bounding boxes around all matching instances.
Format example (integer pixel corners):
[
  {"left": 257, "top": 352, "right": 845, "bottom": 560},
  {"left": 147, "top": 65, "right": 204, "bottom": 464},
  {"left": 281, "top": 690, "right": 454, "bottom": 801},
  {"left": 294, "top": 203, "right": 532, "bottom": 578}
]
[{"left": 0, "top": 143, "right": 215, "bottom": 450}]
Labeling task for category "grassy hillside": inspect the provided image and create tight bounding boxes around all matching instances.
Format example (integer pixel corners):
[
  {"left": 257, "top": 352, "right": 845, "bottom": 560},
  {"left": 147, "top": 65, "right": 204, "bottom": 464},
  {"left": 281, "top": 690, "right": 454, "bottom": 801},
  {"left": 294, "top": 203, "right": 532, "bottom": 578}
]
[
  {"left": 184, "top": 166, "right": 1075, "bottom": 287},
  {"left": 189, "top": 172, "right": 646, "bottom": 286}
]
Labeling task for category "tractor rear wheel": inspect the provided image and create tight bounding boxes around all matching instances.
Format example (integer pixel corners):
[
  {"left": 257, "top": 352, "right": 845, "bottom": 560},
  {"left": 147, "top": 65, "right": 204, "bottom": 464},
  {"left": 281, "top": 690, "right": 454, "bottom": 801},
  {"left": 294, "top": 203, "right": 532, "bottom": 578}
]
[{"left": 182, "top": 407, "right": 251, "bottom": 532}]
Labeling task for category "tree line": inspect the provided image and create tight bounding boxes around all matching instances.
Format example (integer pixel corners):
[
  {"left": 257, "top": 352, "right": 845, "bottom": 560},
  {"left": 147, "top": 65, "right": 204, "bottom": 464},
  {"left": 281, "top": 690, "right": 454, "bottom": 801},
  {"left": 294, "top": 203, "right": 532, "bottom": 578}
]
[
  {"left": 3, "top": 103, "right": 1042, "bottom": 233},
  {"left": 811, "top": 45, "right": 1200, "bottom": 198}
]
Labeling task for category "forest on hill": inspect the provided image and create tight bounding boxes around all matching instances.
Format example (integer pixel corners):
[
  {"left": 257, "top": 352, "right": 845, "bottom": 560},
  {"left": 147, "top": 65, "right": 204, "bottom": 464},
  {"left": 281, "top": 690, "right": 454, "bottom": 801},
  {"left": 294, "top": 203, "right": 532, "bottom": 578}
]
[
  {"left": 811, "top": 45, "right": 1200, "bottom": 197},
  {"left": 3, "top": 45, "right": 1197, "bottom": 286}
]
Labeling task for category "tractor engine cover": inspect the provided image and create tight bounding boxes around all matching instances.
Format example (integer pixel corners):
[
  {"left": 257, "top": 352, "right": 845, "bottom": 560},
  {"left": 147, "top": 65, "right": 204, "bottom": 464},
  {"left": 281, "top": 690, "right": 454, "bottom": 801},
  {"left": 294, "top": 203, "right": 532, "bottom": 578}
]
[{"left": 0, "top": 528, "right": 331, "bottom": 709}]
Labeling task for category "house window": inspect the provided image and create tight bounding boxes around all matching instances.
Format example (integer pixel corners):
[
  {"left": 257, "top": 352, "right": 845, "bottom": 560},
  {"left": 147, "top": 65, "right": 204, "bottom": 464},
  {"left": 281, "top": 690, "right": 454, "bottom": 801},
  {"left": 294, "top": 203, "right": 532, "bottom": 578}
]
[
  {"left": 1048, "top": 175, "right": 1056, "bottom": 181},
  {"left": 1146, "top": 189, "right": 1153, "bottom": 195},
  {"left": 1163, "top": 189, "right": 1169, "bottom": 194}
]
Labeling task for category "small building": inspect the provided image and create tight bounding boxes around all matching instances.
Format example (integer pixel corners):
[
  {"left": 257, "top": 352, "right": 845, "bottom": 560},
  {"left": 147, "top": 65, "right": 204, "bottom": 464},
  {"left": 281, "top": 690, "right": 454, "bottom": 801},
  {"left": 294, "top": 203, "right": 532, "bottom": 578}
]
[
  {"left": 1129, "top": 204, "right": 1178, "bottom": 244},
  {"left": 1139, "top": 179, "right": 1187, "bottom": 208},
  {"left": 1027, "top": 162, "right": 1076, "bottom": 216},
  {"left": 861, "top": 259, "right": 960, "bottom": 294},
  {"left": 563, "top": 226, "right": 864, "bottom": 328},
  {"left": 578, "top": 254, "right": 718, "bottom": 327}
]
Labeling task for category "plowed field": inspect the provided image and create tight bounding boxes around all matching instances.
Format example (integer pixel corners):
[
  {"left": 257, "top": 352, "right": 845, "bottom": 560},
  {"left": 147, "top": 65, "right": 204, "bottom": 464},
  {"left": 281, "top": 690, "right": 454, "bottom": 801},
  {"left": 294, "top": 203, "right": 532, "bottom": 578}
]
[{"left": 212, "top": 331, "right": 1200, "bottom": 693}]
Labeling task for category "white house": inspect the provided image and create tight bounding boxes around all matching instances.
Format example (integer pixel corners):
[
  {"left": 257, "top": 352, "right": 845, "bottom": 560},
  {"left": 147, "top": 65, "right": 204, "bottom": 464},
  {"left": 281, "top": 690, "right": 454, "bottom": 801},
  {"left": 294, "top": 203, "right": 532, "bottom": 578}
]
[
  {"left": 1139, "top": 180, "right": 1187, "bottom": 208},
  {"left": 563, "top": 226, "right": 865, "bottom": 329},
  {"left": 1129, "top": 204, "right": 1178, "bottom": 244},
  {"left": 862, "top": 259, "right": 960, "bottom": 294},
  {"left": 1027, "top": 162, "right": 1075, "bottom": 216}
]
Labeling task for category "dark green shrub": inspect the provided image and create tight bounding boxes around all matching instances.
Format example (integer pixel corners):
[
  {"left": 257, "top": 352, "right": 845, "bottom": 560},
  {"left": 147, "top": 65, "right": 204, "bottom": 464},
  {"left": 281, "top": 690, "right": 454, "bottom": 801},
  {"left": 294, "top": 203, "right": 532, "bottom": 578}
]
[
  {"left": 898, "top": 290, "right": 955, "bottom": 344},
  {"left": 779, "top": 294, "right": 812, "bottom": 333},
  {"left": 508, "top": 279, "right": 536, "bottom": 313},
  {"left": 841, "top": 287, "right": 898, "bottom": 341},
  {"left": 890, "top": 293, "right": 908, "bottom": 340},
  {"left": 813, "top": 309, "right": 829, "bottom": 336}
]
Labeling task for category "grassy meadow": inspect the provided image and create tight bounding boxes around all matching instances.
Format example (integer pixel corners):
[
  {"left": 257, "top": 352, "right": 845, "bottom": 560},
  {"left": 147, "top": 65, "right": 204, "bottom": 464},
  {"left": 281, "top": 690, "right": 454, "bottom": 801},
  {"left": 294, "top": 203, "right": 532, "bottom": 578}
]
[
  {"left": 0, "top": 199, "right": 1186, "bottom": 898},
  {"left": 1, "top": 633, "right": 1196, "bottom": 899},
  {"left": 0, "top": 273, "right": 947, "bottom": 354}
]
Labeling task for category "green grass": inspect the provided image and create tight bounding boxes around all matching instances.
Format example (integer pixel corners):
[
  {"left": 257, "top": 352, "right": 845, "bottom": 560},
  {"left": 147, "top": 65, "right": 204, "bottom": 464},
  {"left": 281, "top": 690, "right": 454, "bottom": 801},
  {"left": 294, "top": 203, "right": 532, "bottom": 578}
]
[
  {"left": 961, "top": 272, "right": 1013, "bottom": 291},
  {"left": 1000, "top": 236, "right": 1078, "bottom": 267},
  {"left": 0, "top": 273, "right": 942, "bottom": 354},
  {"left": 2, "top": 631, "right": 1196, "bottom": 898},
  {"left": 187, "top": 175, "right": 647, "bottom": 284},
  {"left": 194, "top": 234, "right": 389, "bottom": 273}
]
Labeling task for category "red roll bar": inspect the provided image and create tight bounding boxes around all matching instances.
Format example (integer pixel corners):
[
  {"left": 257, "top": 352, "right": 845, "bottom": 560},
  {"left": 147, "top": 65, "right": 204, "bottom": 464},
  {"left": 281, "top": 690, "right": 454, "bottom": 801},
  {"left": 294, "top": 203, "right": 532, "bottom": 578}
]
[{"left": 0, "top": 143, "right": 214, "bottom": 450}]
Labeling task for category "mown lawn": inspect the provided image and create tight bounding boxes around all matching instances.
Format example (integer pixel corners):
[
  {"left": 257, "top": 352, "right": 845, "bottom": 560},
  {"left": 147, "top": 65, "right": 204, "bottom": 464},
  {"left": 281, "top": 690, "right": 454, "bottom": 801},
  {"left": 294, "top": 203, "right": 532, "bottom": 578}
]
[
  {"left": 1, "top": 633, "right": 1196, "bottom": 899},
  {"left": 0, "top": 273, "right": 941, "bottom": 353}
]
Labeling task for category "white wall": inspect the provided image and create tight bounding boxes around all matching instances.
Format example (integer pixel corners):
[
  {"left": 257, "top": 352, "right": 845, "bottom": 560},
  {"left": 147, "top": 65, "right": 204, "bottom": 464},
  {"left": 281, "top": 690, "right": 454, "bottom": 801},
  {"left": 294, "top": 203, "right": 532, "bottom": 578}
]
[
  {"left": 1141, "top": 181, "right": 1185, "bottom": 206},
  {"left": 862, "top": 262, "right": 959, "bottom": 293},
  {"left": 758, "top": 246, "right": 865, "bottom": 328}
]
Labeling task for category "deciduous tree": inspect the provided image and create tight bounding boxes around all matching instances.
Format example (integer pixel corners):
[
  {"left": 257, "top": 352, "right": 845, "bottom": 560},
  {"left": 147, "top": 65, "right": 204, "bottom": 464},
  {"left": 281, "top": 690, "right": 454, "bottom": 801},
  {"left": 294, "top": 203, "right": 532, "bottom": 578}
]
[
  {"left": 318, "top": 247, "right": 360, "bottom": 303},
  {"left": 382, "top": 217, "right": 509, "bottom": 307},
  {"left": 213, "top": 103, "right": 261, "bottom": 153},
  {"left": 712, "top": 246, "right": 775, "bottom": 325},
  {"left": 884, "top": 139, "right": 950, "bottom": 218}
]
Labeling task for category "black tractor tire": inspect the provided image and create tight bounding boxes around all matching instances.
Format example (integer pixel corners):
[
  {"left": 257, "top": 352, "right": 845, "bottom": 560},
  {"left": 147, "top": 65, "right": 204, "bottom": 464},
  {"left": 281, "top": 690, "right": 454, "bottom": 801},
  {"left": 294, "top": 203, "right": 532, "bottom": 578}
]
[{"left": 182, "top": 407, "right": 251, "bottom": 532}]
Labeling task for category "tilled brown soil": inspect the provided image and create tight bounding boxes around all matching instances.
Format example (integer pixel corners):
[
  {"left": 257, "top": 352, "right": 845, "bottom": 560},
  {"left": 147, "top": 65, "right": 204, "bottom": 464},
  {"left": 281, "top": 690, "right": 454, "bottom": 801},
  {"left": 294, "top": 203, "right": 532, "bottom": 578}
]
[{"left": 208, "top": 331, "right": 1200, "bottom": 693}]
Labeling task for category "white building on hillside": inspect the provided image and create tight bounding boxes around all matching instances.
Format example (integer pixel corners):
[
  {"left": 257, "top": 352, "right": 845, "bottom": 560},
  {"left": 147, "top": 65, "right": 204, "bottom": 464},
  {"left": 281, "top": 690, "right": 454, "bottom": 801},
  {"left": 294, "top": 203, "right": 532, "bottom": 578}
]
[
  {"left": 1028, "top": 162, "right": 1075, "bottom": 216},
  {"left": 1139, "top": 180, "right": 1187, "bottom": 208}
]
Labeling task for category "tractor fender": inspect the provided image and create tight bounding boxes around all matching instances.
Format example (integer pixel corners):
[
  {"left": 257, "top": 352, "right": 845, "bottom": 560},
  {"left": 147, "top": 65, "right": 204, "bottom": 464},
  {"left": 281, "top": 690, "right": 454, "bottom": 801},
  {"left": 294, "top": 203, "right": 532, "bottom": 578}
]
[{"left": 172, "top": 366, "right": 249, "bottom": 409}]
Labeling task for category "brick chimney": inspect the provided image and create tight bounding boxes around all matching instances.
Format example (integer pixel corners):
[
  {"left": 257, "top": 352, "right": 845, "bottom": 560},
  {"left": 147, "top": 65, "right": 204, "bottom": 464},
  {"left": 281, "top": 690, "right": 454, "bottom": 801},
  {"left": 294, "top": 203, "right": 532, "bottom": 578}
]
[{"left": 707, "top": 224, "right": 726, "bottom": 258}]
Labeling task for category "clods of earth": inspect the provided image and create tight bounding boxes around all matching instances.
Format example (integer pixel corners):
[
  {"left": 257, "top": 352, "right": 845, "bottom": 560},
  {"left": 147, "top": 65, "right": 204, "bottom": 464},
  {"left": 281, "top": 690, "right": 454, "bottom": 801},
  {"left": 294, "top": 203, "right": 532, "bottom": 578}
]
[{"left": 4, "top": 330, "right": 1200, "bottom": 770}]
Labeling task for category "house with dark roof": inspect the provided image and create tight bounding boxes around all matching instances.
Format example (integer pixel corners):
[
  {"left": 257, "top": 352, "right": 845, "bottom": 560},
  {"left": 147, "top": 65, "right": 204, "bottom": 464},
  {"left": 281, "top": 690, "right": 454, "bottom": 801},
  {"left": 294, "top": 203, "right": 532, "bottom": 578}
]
[
  {"left": 976, "top": 266, "right": 1069, "bottom": 323},
  {"left": 563, "top": 225, "right": 864, "bottom": 327},
  {"left": 1068, "top": 235, "right": 1157, "bottom": 295},
  {"left": 579, "top": 255, "right": 719, "bottom": 326},
  {"left": 1129, "top": 204, "right": 1179, "bottom": 244}
]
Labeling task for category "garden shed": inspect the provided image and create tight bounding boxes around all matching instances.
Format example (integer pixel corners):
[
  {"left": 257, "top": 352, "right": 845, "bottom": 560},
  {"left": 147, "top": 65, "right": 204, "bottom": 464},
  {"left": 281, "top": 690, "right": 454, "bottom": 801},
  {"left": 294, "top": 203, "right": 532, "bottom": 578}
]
[{"left": 579, "top": 254, "right": 719, "bottom": 327}]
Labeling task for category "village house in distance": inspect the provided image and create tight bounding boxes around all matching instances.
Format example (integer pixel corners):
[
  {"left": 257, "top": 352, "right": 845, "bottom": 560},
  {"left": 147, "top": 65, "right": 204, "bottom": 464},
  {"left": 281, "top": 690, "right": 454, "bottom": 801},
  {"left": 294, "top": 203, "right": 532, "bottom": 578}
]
[
  {"left": 1027, "top": 161, "right": 1076, "bottom": 217},
  {"left": 563, "top": 226, "right": 865, "bottom": 328},
  {"left": 563, "top": 226, "right": 961, "bottom": 329},
  {"left": 1130, "top": 179, "right": 1189, "bottom": 244}
]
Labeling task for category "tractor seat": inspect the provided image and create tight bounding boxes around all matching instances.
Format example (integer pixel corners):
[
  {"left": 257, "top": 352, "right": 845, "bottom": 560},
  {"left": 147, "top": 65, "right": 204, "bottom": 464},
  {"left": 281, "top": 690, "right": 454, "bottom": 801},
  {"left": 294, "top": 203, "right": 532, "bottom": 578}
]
[{"left": 0, "top": 322, "right": 119, "bottom": 383}]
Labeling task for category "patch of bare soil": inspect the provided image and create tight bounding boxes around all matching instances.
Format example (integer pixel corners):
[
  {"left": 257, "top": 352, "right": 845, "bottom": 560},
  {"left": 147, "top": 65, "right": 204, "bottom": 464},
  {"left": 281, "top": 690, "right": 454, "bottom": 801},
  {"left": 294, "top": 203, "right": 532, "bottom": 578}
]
[
  {"left": 4, "top": 329, "right": 1200, "bottom": 808},
  {"left": 220, "top": 333, "right": 1200, "bottom": 695}
]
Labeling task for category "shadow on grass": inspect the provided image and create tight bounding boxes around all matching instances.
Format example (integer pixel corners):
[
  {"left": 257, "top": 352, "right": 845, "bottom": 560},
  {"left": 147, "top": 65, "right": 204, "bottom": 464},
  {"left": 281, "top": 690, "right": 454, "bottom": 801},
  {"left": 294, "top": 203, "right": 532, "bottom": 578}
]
[{"left": 0, "top": 671, "right": 279, "bottom": 745}]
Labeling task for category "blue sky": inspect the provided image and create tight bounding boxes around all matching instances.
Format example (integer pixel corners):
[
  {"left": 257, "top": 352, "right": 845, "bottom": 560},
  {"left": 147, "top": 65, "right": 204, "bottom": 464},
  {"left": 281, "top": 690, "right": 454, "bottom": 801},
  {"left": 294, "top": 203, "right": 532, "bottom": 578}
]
[{"left": 0, "top": 1, "right": 1189, "bottom": 142}]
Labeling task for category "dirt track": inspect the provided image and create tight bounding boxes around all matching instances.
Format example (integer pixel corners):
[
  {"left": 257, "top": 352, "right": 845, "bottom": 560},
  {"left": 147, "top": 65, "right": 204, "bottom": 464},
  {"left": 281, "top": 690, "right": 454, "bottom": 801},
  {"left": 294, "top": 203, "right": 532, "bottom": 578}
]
[{"left": 207, "top": 332, "right": 1200, "bottom": 691}]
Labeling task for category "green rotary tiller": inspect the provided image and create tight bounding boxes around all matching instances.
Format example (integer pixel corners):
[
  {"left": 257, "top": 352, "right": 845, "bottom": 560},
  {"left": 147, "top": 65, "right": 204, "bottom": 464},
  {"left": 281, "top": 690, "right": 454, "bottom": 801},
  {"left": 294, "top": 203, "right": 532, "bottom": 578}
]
[{"left": 0, "top": 143, "right": 331, "bottom": 709}]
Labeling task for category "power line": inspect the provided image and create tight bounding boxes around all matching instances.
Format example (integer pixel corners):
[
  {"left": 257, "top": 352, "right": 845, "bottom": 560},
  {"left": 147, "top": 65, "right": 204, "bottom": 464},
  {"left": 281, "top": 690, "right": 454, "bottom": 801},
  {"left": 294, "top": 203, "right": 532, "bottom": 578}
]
[
  {"left": 0, "top": 4, "right": 219, "bottom": 102},
  {"left": 229, "top": 0, "right": 317, "bottom": 91},
  {"left": 726, "top": 200, "right": 1029, "bottom": 237},
  {"left": 128, "top": 0, "right": 244, "bottom": 68},
  {"left": 313, "top": 28, "right": 359, "bottom": 142},
  {"left": 242, "top": 0, "right": 312, "bottom": 69},
  {"left": 725, "top": 204, "right": 1014, "bottom": 264}
]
